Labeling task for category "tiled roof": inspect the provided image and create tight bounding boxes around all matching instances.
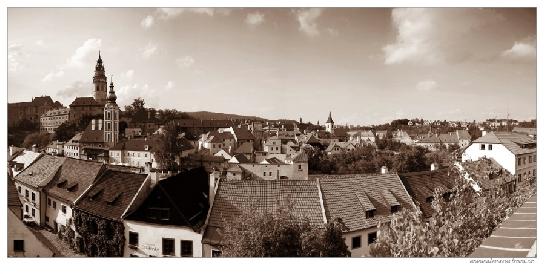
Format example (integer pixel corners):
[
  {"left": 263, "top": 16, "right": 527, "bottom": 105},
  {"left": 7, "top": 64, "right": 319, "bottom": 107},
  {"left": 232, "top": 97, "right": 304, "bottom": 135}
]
[
  {"left": 325, "top": 142, "right": 353, "bottom": 152},
  {"left": 418, "top": 135, "right": 441, "bottom": 144},
  {"left": 473, "top": 132, "right": 536, "bottom": 155},
  {"left": 126, "top": 168, "right": 209, "bottom": 230},
  {"left": 209, "top": 131, "right": 235, "bottom": 143},
  {"left": 333, "top": 128, "right": 348, "bottom": 137},
  {"left": 456, "top": 130, "right": 471, "bottom": 140},
  {"left": 8, "top": 176, "right": 22, "bottom": 209},
  {"left": 15, "top": 155, "right": 65, "bottom": 189},
  {"left": 512, "top": 127, "right": 536, "bottom": 136},
  {"left": 174, "top": 119, "right": 234, "bottom": 128},
  {"left": 290, "top": 151, "right": 308, "bottom": 163},
  {"left": 232, "top": 153, "right": 250, "bottom": 163},
  {"left": 233, "top": 128, "right": 255, "bottom": 140},
  {"left": 461, "top": 159, "right": 516, "bottom": 191},
  {"left": 47, "top": 158, "right": 104, "bottom": 204},
  {"left": 8, "top": 146, "right": 25, "bottom": 161},
  {"left": 76, "top": 170, "right": 148, "bottom": 220},
  {"left": 69, "top": 96, "right": 104, "bottom": 107},
  {"left": 399, "top": 169, "right": 458, "bottom": 219},
  {"left": 110, "top": 137, "right": 155, "bottom": 151},
  {"left": 315, "top": 173, "right": 416, "bottom": 232},
  {"left": 11, "top": 150, "right": 41, "bottom": 167},
  {"left": 234, "top": 142, "right": 253, "bottom": 154},
  {"left": 65, "top": 133, "right": 82, "bottom": 146},
  {"left": 203, "top": 179, "right": 325, "bottom": 244},
  {"left": 439, "top": 133, "right": 459, "bottom": 144},
  {"left": 79, "top": 121, "right": 105, "bottom": 143}
]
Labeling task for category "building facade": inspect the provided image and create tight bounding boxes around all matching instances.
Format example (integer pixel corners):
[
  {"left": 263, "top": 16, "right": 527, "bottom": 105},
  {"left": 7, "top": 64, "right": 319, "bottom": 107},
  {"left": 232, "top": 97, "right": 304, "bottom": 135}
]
[{"left": 40, "top": 108, "right": 70, "bottom": 133}]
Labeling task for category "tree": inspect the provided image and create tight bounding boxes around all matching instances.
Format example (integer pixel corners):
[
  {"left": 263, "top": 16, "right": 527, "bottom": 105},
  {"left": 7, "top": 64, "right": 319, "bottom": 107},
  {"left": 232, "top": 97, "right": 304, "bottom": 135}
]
[
  {"left": 370, "top": 166, "right": 536, "bottom": 257},
  {"left": 151, "top": 122, "right": 181, "bottom": 171},
  {"left": 22, "top": 132, "right": 52, "bottom": 149},
  {"left": 54, "top": 122, "right": 77, "bottom": 142},
  {"left": 221, "top": 203, "right": 350, "bottom": 257}
]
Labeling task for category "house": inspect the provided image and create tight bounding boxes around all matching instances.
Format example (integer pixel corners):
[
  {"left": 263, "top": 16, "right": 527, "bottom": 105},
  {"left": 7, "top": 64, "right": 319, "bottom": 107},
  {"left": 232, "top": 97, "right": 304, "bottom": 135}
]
[
  {"left": 375, "top": 130, "right": 388, "bottom": 140},
  {"left": 13, "top": 155, "right": 66, "bottom": 226},
  {"left": 399, "top": 167, "right": 458, "bottom": 219},
  {"left": 79, "top": 119, "right": 108, "bottom": 161},
  {"left": 7, "top": 177, "right": 54, "bottom": 257},
  {"left": 462, "top": 132, "right": 536, "bottom": 182},
  {"left": 455, "top": 129, "right": 472, "bottom": 147},
  {"left": 45, "top": 159, "right": 104, "bottom": 236},
  {"left": 125, "top": 127, "right": 143, "bottom": 139},
  {"left": 8, "top": 96, "right": 62, "bottom": 127},
  {"left": 45, "top": 141, "right": 65, "bottom": 156},
  {"left": 415, "top": 135, "right": 442, "bottom": 151},
  {"left": 460, "top": 158, "right": 517, "bottom": 195},
  {"left": 225, "top": 165, "right": 243, "bottom": 181},
  {"left": 393, "top": 130, "right": 413, "bottom": 145},
  {"left": 198, "top": 131, "right": 236, "bottom": 155},
  {"left": 347, "top": 130, "right": 376, "bottom": 145},
  {"left": 231, "top": 127, "right": 256, "bottom": 149},
  {"left": 201, "top": 179, "right": 326, "bottom": 257},
  {"left": 109, "top": 137, "right": 157, "bottom": 169},
  {"left": 238, "top": 151, "right": 308, "bottom": 180},
  {"left": 228, "top": 153, "right": 251, "bottom": 164},
  {"left": 213, "top": 149, "right": 232, "bottom": 160},
  {"left": 325, "top": 142, "right": 356, "bottom": 155},
  {"left": 9, "top": 149, "right": 41, "bottom": 178},
  {"left": 316, "top": 173, "right": 417, "bottom": 257},
  {"left": 73, "top": 170, "right": 152, "bottom": 257},
  {"left": 63, "top": 133, "right": 82, "bottom": 159},
  {"left": 512, "top": 127, "right": 537, "bottom": 139},
  {"left": 263, "top": 136, "right": 282, "bottom": 153},
  {"left": 68, "top": 97, "right": 104, "bottom": 122},
  {"left": 40, "top": 107, "right": 70, "bottom": 133},
  {"left": 124, "top": 168, "right": 210, "bottom": 257},
  {"left": 233, "top": 142, "right": 254, "bottom": 159}
]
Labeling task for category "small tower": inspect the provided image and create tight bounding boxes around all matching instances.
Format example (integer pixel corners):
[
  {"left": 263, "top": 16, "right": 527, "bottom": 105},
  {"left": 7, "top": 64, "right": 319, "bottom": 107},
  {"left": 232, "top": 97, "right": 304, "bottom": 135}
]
[
  {"left": 93, "top": 51, "right": 108, "bottom": 104},
  {"left": 325, "top": 111, "right": 334, "bottom": 133},
  {"left": 104, "top": 76, "right": 119, "bottom": 147}
]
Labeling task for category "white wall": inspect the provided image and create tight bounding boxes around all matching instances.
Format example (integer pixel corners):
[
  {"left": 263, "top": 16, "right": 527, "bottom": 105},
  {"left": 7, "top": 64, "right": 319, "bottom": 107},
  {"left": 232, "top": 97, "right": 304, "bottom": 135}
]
[
  {"left": 124, "top": 220, "right": 203, "bottom": 257},
  {"left": 462, "top": 143, "right": 516, "bottom": 174},
  {"left": 45, "top": 196, "right": 73, "bottom": 232},
  {"left": 344, "top": 227, "right": 378, "bottom": 257},
  {"left": 239, "top": 162, "right": 308, "bottom": 180},
  {"left": 7, "top": 209, "right": 54, "bottom": 257}
]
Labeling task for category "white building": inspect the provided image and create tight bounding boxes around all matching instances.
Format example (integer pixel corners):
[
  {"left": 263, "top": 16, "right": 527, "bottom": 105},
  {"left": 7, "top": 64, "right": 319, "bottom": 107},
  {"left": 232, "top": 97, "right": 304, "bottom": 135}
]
[
  {"left": 109, "top": 137, "right": 158, "bottom": 169},
  {"left": 63, "top": 133, "right": 82, "bottom": 159},
  {"left": 462, "top": 132, "right": 537, "bottom": 182},
  {"left": 40, "top": 107, "right": 69, "bottom": 133}
]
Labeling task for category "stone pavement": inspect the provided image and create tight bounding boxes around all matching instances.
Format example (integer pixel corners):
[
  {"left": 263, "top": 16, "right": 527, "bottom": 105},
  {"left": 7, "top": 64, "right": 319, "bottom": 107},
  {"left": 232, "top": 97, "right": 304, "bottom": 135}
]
[
  {"left": 29, "top": 226, "right": 85, "bottom": 257},
  {"left": 470, "top": 195, "right": 536, "bottom": 258}
]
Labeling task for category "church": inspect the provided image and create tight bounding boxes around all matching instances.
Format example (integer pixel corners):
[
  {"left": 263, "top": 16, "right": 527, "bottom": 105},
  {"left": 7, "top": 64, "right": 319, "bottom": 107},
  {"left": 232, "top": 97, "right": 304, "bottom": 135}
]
[{"left": 78, "top": 52, "right": 120, "bottom": 161}]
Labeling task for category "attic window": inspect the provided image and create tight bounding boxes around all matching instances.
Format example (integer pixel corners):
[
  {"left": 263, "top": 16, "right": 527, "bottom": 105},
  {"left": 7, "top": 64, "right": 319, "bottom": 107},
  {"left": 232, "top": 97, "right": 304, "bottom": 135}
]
[
  {"left": 365, "top": 209, "right": 375, "bottom": 219},
  {"left": 426, "top": 197, "right": 434, "bottom": 203},
  {"left": 67, "top": 183, "right": 78, "bottom": 192},
  {"left": 88, "top": 188, "right": 103, "bottom": 200},
  {"left": 57, "top": 179, "right": 68, "bottom": 188},
  {"left": 147, "top": 208, "right": 170, "bottom": 221},
  {"left": 390, "top": 205, "right": 400, "bottom": 214}
]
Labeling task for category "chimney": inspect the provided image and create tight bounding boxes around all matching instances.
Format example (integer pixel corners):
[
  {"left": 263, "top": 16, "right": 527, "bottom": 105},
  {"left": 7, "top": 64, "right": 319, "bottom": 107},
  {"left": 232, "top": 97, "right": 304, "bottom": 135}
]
[
  {"left": 91, "top": 119, "right": 96, "bottom": 130},
  {"left": 208, "top": 172, "right": 217, "bottom": 205},
  {"left": 32, "top": 144, "right": 37, "bottom": 152},
  {"left": 431, "top": 162, "right": 438, "bottom": 171},
  {"left": 98, "top": 119, "right": 103, "bottom": 130},
  {"left": 381, "top": 166, "right": 388, "bottom": 174}
]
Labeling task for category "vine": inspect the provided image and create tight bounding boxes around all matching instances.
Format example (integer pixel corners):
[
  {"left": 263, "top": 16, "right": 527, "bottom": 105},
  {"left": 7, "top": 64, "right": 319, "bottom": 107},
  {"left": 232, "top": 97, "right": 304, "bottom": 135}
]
[{"left": 73, "top": 210, "right": 125, "bottom": 257}]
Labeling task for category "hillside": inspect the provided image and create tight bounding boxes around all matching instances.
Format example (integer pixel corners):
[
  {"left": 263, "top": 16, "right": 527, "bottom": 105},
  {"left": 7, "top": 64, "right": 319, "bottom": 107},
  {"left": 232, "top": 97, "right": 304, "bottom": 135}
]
[{"left": 184, "top": 111, "right": 266, "bottom": 121}]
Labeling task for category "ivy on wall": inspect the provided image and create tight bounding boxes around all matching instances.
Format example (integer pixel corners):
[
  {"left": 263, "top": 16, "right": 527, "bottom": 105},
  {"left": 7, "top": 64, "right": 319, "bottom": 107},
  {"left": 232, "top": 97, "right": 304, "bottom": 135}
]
[{"left": 73, "top": 210, "right": 125, "bottom": 257}]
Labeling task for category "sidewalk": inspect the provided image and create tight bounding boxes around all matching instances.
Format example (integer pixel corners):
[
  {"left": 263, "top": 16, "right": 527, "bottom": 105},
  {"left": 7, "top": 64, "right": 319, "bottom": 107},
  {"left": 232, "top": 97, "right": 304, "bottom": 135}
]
[{"left": 470, "top": 195, "right": 536, "bottom": 258}]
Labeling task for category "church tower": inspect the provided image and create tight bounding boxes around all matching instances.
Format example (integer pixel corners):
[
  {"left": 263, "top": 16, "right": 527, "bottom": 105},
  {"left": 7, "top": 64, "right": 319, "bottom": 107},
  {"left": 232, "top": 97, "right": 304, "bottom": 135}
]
[
  {"left": 93, "top": 51, "right": 108, "bottom": 104},
  {"left": 104, "top": 77, "right": 119, "bottom": 147},
  {"left": 325, "top": 111, "right": 334, "bottom": 133}
]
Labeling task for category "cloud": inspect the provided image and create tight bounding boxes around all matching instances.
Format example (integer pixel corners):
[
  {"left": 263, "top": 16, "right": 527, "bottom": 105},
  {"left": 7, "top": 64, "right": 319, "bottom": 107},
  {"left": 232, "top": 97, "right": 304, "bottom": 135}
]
[
  {"left": 416, "top": 80, "right": 438, "bottom": 91},
  {"left": 67, "top": 38, "right": 102, "bottom": 67},
  {"left": 35, "top": 40, "right": 45, "bottom": 46},
  {"left": 165, "top": 81, "right": 175, "bottom": 90},
  {"left": 42, "top": 70, "right": 65, "bottom": 82},
  {"left": 141, "top": 15, "right": 155, "bottom": 29},
  {"left": 157, "top": 8, "right": 231, "bottom": 19},
  {"left": 8, "top": 43, "right": 24, "bottom": 72},
  {"left": 501, "top": 40, "right": 536, "bottom": 61},
  {"left": 125, "top": 69, "right": 134, "bottom": 78},
  {"left": 383, "top": 8, "right": 504, "bottom": 65},
  {"left": 176, "top": 56, "right": 195, "bottom": 68},
  {"left": 55, "top": 81, "right": 93, "bottom": 99},
  {"left": 116, "top": 83, "right": 159, "bottom": 108},
  {"left": 295, "top": 8, "right": 323, "bottom": 37},
  {"left": 245, "top": 12, "right": 265, "bottom": 27},
  {"left": 141, "top": 43, "right": 158, "bottom": 59}
]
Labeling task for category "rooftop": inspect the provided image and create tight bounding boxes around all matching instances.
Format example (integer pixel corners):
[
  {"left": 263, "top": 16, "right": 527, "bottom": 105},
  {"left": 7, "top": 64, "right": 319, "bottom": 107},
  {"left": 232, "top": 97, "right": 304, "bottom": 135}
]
[
  {"left": 14, "top": 155, "right": 65, "bottom": 189},
  {"left": 47, "top": 158, "right": 104, "bottom": 204}
]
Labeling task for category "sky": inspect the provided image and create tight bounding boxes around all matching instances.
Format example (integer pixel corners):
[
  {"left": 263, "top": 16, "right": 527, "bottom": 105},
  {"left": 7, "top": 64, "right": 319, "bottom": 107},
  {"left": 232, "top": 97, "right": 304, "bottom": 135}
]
[{"left": 7, "top": 8, "right": 537, "bottom": 125}]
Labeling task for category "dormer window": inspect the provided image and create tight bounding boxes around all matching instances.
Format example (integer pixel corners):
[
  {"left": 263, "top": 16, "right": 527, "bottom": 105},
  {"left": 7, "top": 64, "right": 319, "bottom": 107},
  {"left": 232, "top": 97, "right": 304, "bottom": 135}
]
[
  {"left": 426, "top": 197, "right": 434, "bottom": 203},
  {"left": 390, "top": 205, "right": 400, "bottom": 214},
  {"left": 365, "top": 209, "right": 375, "bottom": 219}
]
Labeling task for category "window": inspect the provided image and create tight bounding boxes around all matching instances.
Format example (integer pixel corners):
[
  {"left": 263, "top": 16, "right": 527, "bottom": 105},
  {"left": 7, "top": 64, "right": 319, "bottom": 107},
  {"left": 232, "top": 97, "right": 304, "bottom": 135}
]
[
  {"left": 45, "top": 216, "right": 49, "bottom": 223},
  {"left": 53, "top": 201, "right": 57, "bottom": 209},
  {"left": 181, "top": 240, "right": 193, "bottom": 257},
  {"left": 13, "top": 240, "right": 24, "bottom": 252},
  {"left": 523, "top": 157, "right": 526, "bottom": 165},
  {"left": 488, "top": 144, "right": 492, "bottom": 150},
  {"left": 351, "top": 236, "right": 361, "bottom": 249},
  {"left": 212, "top": 250, "right": 222, "bottom": 257},
  {"left": 298, "top": 164, "right": 302, "bottom": 170},
  {"left": 25, "top": 190, "right": 29, "bottom": 199},
  {"left": 269, "top": 172, "right": 272, "bottom": 176},
  {"left": 25, "top": 205, "right": 28, "bottom": 213},
  {"left": 31, "top": 208, "right": 35, "bottom": 217},
  {"left": 518, "top": 158, "right": 522, "bottom": 166},
  {"left": 18, "top": 186, "right": 21, "bottom": 193},
  {"left": 518, "top": 174, "right": 522, "bottom": 182},
  {"left": 62, "top": 205, "right": 67, "bottom": 214},
  {"left": 162, "top": 238, "right": 175, "bottom": 256},
  {"left": 529, "top": 155, "right": 532, "bottom": 163},
  {"left": 365, "top": 210, "right": 375, "bottom": 219},
  {"left": 146, "top": 208, "right": 171, "bottom": 221},
  {"left": 129, "top": 232, "right": 139, "bottom": 247},
  {"left": 480, "top": 144, "right": 485, "bottom": 150},
  {"left": 263, "top": 172, "right": 266, "bottom": 176},
  {"left": 31, "top": 192, "right": 35, "bottom": 202},
  {"left": 391, "top": 205, "right": 400, "bottom": 214},
  {"left": 368, "top": 232, "right": 378, "bottom": 245}
]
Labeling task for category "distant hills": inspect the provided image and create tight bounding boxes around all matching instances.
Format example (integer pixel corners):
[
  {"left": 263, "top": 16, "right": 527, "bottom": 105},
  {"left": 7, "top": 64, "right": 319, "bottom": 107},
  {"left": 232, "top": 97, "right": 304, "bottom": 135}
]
[{"left": 184, "top": 111, "right": 297, "bottom": 124}]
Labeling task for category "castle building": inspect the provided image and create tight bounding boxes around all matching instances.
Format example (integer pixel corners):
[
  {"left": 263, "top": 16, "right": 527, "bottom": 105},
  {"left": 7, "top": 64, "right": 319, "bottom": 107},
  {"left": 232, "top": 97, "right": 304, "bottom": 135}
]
[
  {"left": 104, "top": 79, "right": 119, "bottom": 146},
  {"left": 93, "top": 51, "right": 108, "bottom": 104},
  {"left": 325, "top": 111, "right": 334, "bottom": 133}
]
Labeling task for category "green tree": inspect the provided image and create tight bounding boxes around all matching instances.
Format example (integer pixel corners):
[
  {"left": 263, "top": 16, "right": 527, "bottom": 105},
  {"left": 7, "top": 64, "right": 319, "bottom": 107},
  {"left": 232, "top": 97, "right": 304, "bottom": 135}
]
[
  {"left": 54, "top": 122, "right": 77, "bottom": 142},
  {"left": 151, "top": 122, "right": 181, "bottom": 171},
  {"left": 222, "top": 203, "right": 349, "bottom": 257}
]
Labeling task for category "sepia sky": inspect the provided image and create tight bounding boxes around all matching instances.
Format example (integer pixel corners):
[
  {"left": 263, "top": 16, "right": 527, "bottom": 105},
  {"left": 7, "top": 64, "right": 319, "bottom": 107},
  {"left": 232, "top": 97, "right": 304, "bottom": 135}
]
[{"left": 8, "top": 8, "right": 536, "bottom": 125}]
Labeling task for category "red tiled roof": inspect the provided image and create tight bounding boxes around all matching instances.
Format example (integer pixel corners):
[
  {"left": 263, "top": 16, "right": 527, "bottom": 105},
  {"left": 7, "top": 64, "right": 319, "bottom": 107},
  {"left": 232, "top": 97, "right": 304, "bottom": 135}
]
[
  {"left": 47, "top": 158, "right": 104, "bottom": 204},
  {"left": 14, "top": 155, "right": 66, "bottom": 189},
  {"left": 76, "top": 170, "right": 148, "bottom": 220},
  {"left": 315, "top": 173, "right": 416, "bottom": 232},
  {"left": 203, "top": 180, "right": 325, "bottom": 245}
]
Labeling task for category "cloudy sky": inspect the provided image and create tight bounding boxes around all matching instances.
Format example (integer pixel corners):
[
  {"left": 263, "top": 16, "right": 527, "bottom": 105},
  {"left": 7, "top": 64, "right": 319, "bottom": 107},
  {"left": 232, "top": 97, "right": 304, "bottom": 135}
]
[{"left": 8, "top": 8, "right": 536, "bottom": 125}]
